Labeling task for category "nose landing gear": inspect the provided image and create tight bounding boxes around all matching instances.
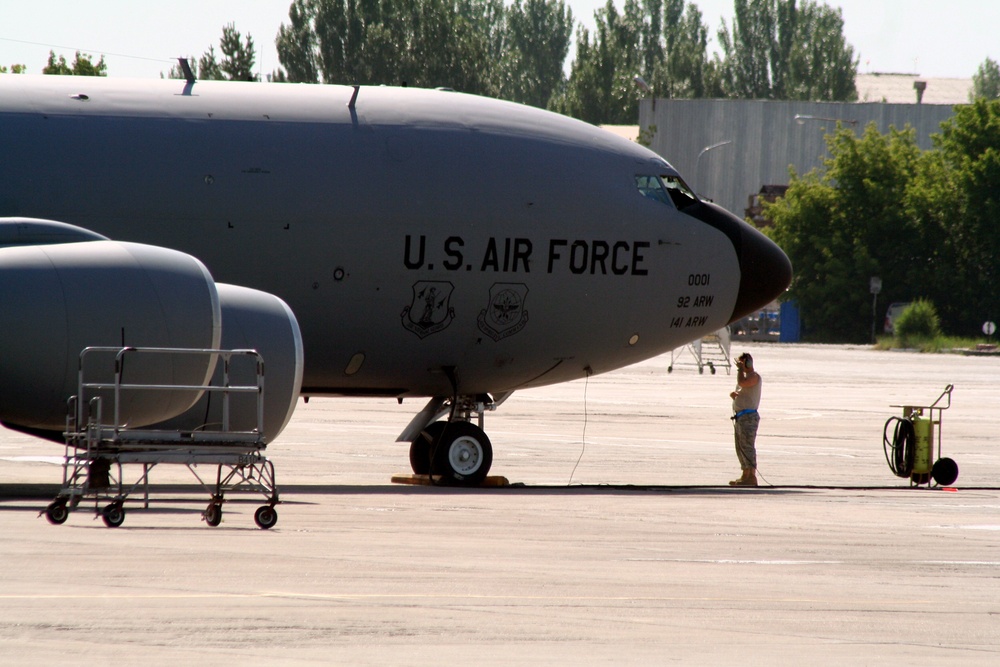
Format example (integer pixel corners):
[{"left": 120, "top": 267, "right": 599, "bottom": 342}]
[{"left": 406, "top": 395, "right": 496, "bottom": 487}]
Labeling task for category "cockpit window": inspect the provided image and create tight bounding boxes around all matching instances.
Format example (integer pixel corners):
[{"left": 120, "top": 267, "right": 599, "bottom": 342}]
[
  {"left": 661, "top": 175, "right": 699, "bottom": 209},
  {"left": 635, "top": 174, "right": 699, "bottom": 210},
  {"left": 635, "top": 175, "right": 672, "bottom": 205}
]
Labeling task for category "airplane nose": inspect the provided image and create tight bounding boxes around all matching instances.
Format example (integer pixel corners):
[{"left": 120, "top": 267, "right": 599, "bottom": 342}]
[
  {"left": 729, "top": 221, "right": 793, "bottom": 324},
  {"left": 685, "top": 200, "right": 792, "bottom": 324}
]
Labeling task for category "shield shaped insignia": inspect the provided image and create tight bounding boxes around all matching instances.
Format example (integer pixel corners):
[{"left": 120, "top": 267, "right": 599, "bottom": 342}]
[
  {"left": 402, "top": 281, "right": 455, "bottom": 339},
  {"left": 478, "top": 282, "right": 529, "bottom": 341}
]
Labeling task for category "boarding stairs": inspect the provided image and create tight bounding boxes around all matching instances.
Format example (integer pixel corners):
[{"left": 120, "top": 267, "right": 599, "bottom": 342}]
[{"left": 668, "top": 326, "right": 732, "bottom": 375}]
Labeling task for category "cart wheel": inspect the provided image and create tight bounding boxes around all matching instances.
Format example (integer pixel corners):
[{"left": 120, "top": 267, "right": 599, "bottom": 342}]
[
  {"left": 254, "top": 505, "right": 278, "bottom": 530},
  {"left": 698, "top": 366, "right": 704, "bottom": 374},
  {"left": 932, "top": 457, "right": 959, "bottom": 486},
  {"left": 204, "top": 503, "right": 223, "bottom": 527},
  {"left": 709, "top": 363, "right": 716, "bottom": 375},
  {"left": 667, "top": 366, "right": 673, "bottom": 373},
  {"left": 102, "top": 502, "right": 125, "bottom": 528},
  {"left": 45, "top": 501, "right": 69, "bottom": 525}
]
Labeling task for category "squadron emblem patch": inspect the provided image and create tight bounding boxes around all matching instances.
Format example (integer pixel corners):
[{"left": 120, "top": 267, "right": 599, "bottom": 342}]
[
  {"left": 402, "top": 281, "right": 455, "bottom": 338},
  {"left": 478, "top": 283, "right": 529, "bottom": 341}
]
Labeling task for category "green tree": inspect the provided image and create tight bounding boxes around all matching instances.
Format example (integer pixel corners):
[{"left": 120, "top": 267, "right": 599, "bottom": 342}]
[
  {"left": 971, "top": 57, "right": 1000, "bottom": 101},
  {"left": 499, "top": 0, "right": 574, "bottom": 108},
  {"left": 217, "top": 23, "right": 258, "bottom": 80},
  {"left": 552, "top": 0, "right": 711, "bottom": 122},
  {"left": 275, "top": 0, "right": 501, "bottom": 95},
  {"left": 932, "top": 99, "right": 1000, "bottom": 332},
  {"left": 716, "top": 0, "right": 775, "bottom": 98},
  {"left": 166, "top": 23, "right": 257, "bottom": 81},
  {"left": 767, "top": 100, "right": 1000, "bottom": 341},
  {"left": 42, "top": 51, "right": 107, "bottom": 76},
  {"left": 715, "top": 0, "right": 856, "bottom": 101},
  {"left": 766, "top": 124, "right": 925, "bottom": 342},
  {"left": 197, "top": 45, "right": 226, "bottom": 80},
  {"left": 274, "top": 0, "right": 320, "bottom": 82},
  {"left": 785, "top": 0, "right": 857, "bottom": 100},
  {"left": 0, "top": 64, "right": 27, "bottom": 73},
  {"left": 548, "top": 24, "right": 607, "bottom": 122},
  {"left": 653, "top": 0, "right": 709, "bottom": 98},
  {"left": 549, "top": 0, "right": 644, "bottom": 124}
]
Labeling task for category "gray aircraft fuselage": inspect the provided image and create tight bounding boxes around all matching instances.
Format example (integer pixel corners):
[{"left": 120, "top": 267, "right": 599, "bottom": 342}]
[{"left": 0, "top": 75, "right": 789, "bottom": 400}]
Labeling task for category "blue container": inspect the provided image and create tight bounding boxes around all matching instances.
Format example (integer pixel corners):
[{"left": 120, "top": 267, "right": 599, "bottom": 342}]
[{"left": 779, "top": 301, "right": 801, "bottom": 342}]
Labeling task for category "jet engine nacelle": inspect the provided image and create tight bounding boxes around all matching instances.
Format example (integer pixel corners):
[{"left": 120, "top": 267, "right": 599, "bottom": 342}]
[
  {"left": 0, "top": 239, "right": 222, "bottom": 430},
  {"left": 149, "top": 283, "right": 304, "bottom": 441}
]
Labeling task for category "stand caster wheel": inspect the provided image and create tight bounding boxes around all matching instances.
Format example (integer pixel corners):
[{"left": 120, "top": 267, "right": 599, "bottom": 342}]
[
  {"left": 45, "top": 501, "right": 69, "bottom": 525},
  {"left": 102, "top": 502, "right": 125, "bottom": 528},
  {"left": 254, "top": 505, "right": 278, "bottom": 529},
  {"left": 204, "top": 503, "right": 223, "bottom": 527}
]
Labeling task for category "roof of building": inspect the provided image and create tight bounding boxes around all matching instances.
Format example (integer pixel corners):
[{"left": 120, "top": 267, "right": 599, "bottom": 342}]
[{"left": 856, "top": 73, "right": 972, "bottom": 105}]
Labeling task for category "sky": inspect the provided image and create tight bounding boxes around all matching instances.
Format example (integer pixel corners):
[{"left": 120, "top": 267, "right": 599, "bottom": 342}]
[{"left": 1, "top": 0, "right": 998, "bottom": 80}]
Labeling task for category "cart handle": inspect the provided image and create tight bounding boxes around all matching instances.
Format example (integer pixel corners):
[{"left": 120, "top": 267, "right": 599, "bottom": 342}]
[{"left": 930, "top": 384, "right": 953, "bottom": 410}]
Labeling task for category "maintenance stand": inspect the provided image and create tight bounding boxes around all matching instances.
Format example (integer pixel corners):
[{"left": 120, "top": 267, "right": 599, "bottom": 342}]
[{"left": 43, "top": 346, "right": 279, "bottom": 529}]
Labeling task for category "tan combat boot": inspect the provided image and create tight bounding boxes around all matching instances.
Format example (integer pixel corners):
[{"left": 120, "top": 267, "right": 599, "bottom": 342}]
[{"left": 729, "top": 469, "right": 758, "bottom": 486}]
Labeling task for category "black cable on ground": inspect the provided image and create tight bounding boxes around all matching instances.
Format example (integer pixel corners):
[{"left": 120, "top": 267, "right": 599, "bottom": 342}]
[{"left": 883, "top": 416, "right": 915, "bottom": 478}]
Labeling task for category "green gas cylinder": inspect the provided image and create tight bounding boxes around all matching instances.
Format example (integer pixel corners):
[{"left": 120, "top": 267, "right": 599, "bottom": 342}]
[{"left": 911, "top": 415, "right": 933, "bottom": 475}]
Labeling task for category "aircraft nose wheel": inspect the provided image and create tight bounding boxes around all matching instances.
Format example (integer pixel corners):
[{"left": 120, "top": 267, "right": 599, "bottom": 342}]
[
  {"left": 431, "top": 421, "right": 493, "bottom": 486},
  {"left": 409, "top": 421, "right": 446, "bottom": 475}
]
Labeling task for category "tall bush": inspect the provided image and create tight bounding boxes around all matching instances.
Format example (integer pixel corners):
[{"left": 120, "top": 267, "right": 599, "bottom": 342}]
[{"left": 894, "top": 299, "right": 941, "bottom": 344}]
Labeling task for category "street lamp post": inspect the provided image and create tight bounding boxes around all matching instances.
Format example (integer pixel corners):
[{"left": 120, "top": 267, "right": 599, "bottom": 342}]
[
  {"left": 695, "top": 140, "right": 732, "bottom": 197},
  {"left": 633, "top": 75, "right": 654, "bottom": 112},
  {"left": 794, "top": 114, "right": 858, "bottom": 127},
  {"left": 870, "top": 276, "right": 882, "bottom": 343}
]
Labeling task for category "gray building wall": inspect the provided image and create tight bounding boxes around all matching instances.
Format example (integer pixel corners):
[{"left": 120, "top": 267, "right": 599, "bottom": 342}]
[{"left": 638, "top": 99, "right": 959, "bottom": 219}]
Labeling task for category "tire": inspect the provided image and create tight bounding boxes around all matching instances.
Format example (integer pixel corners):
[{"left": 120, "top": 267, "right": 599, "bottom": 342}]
[
  {"left": 409, "top": 421, "right": 446, "bottom": 475},
  {"left": 45, "top": 501, "right": 69, "bottom": 525},
  {"left": 431, "top": 421, "right": 493, "bottom": 487},
  {"left": 932, "top": 457, "right": 959, "bottom": 486},
  {"left": 102, "top": 502, "right": 125, "bottom": 528},
  {"left": 254, "top": 505, "right": 278, "bottom": 529},
  {"left": 205, "top": 503, "right": 222, "bottom": 527}
]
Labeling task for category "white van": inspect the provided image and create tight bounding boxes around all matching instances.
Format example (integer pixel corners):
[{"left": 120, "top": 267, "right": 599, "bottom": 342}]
[{"left": 884, "top": 302, "right": 911, "bottom": 335}]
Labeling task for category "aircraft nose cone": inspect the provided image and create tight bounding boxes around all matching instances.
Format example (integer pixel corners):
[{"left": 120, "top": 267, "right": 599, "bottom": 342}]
[{"left": 729, "top": 221, "right": 792, "bottom": 324}]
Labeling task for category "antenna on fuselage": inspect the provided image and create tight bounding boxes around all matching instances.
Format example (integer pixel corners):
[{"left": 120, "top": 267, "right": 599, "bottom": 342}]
[
  {"left": 348, "top": 85, "right": 360, "bottom": 109},
  {"left": 177, "top": 58, "right": 196, "bottom": 84}
]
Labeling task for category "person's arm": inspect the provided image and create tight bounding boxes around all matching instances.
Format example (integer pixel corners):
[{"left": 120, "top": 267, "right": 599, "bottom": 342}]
[{"left": 736, "top": 368, "right": 759, "bottom": 388}]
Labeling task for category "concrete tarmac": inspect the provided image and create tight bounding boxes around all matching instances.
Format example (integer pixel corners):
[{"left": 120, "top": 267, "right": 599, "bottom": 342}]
[{"left": 2, "top": 343, "right": 999, "bottom": 665}]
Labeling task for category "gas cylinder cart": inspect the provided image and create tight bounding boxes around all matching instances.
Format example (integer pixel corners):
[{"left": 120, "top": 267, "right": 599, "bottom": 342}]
[
  {"left": 42, "top": 346, "right": 280, "bottom": 529},
  {"left": 667, "top": 326, "right": 732, "bottom": 375},
  {"left": 882, "top": 384, "right": 958, "bottom": 487}
]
